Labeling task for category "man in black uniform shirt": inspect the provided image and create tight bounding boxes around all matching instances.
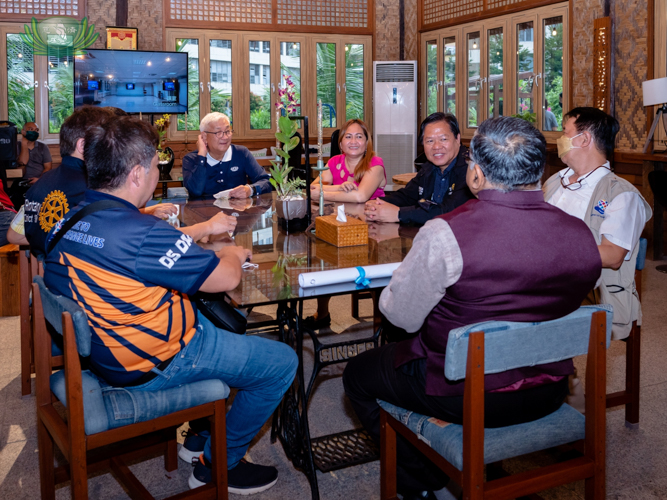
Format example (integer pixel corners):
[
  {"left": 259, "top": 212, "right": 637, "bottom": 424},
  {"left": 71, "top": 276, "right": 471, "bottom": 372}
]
[{"left": 364, "top": 112, "right": 473, "bottom": 225}]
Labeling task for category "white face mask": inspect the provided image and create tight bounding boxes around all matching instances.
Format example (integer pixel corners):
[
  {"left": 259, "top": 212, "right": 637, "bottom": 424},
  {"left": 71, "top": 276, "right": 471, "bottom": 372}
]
[{"left": 556, "top": 132, "right": 584, "bottom": 159}]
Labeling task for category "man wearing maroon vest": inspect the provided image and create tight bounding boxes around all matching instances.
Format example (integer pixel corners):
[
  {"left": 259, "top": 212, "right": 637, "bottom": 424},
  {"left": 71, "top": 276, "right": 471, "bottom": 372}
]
[{"left": 343, "top": 117, "right": 602, "bottom": 500}]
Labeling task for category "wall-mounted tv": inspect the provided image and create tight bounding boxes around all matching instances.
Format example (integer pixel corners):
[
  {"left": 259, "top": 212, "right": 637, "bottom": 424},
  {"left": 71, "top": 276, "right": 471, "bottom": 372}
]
[{"left": 74, "top": 49, "right": 188, "bottom": 114}]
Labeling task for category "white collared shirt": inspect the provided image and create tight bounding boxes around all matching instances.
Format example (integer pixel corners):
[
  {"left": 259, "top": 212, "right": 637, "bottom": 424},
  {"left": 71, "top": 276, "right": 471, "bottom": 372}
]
[
  {"left": 206, "top": 146, "right": 232, "bottom": 166},
  {"left": 546, "top": 161, "right": 647, "bottom": 260}
]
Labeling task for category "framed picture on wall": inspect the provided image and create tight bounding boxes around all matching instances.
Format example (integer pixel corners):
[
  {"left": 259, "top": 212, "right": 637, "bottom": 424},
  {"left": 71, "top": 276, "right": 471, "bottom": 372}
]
[{"left": 106, "top": 27, "right": 138, "bottom": 50}]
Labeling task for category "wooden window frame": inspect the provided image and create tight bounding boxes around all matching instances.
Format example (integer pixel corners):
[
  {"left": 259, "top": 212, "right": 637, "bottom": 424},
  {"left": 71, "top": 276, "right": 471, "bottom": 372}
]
[{"left": 419, "top": 2, "right": 568, "bottom": 142}]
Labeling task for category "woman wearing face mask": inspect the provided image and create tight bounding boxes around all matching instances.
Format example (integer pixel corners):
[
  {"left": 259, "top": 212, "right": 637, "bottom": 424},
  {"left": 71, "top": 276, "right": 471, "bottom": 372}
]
[
  {"left": 17, "top": 122, "right": 52, "bottom": 183},
  {"left": 8, "top": 122, "right": 52, "bottom": 208},
  {"left": 311, "top": 119, "right": 386, "bottom": 203}
]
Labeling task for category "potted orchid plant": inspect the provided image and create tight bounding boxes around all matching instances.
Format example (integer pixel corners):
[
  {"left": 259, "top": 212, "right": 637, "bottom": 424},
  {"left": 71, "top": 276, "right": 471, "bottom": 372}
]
[
  {"left": 270, "top": 76, "right": 307, "bottom": 226},
  {"left": 154, "top": 114, "right": 175, "bottom": 180}
]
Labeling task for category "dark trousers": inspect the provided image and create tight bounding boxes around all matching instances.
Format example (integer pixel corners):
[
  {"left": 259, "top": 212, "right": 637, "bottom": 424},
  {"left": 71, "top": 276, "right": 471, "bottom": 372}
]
[{"left": 342, "top": 342, "right": 569, "bottom": 492}]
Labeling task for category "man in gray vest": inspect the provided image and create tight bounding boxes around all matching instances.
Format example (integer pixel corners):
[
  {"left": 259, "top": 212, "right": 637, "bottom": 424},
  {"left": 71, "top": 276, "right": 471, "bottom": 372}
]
[
  {"left": 344, "top": 117, "right": 601, "bottom": 500},
  {"left": 544, "top": 107, "right": 652, "bottom": 341}
]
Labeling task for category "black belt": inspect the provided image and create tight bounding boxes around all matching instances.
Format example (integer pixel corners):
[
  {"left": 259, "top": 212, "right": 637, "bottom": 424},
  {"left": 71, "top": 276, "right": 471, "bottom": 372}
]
[{"left": 124, "top": 354, "right": 177, "bottom": 388}]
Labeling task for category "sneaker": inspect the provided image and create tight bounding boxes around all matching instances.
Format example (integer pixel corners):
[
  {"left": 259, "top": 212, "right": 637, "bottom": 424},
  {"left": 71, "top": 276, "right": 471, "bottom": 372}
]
[
  {"left": 189, "top": 456, "right": 278, "bottom": 495},
  {"left": 303, "top": 313, "right": 331, "bottom": 330},
  {"left": 179, "top": 429, "right": 209, "bottom": 463}
]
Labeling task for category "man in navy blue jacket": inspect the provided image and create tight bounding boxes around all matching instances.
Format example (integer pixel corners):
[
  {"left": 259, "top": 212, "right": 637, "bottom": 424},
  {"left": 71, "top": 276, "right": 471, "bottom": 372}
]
[{"left": 182, "top": 112, "right": 271, "bottom": 198}]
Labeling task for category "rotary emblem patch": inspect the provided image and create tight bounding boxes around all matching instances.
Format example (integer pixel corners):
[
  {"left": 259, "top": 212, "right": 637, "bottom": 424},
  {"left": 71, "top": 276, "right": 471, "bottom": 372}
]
[
  {"left": 39, "top": 190, "right": 69, "bottom": 232},
  {"left": 594, "top": 199, "right": 608, "bottom": 216}
]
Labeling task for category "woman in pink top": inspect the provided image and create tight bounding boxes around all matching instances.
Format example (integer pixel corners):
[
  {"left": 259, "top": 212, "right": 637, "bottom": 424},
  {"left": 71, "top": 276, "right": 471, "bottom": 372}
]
[
  {"left": 306, "top": 119, "right": 386, "bottom": 329},
  {"left": 311, "top": 119, "right": 386, "bottom": 203}
]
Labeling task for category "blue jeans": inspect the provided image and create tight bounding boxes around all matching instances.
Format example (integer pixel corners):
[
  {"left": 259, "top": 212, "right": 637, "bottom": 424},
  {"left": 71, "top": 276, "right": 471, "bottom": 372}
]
[
  {"left": 0, "top": 210, "right": 14, "bottom": 247},
  {"left": 131, "top": 312, "right": 298, "bottom": 467}
]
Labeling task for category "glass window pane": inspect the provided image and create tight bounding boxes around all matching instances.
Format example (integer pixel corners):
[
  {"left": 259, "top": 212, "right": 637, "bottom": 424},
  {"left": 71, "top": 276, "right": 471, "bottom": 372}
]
[
  {"left": 488, "top": 28, "right": 504, "bottom": 118},
  {"left": 280, "top": 42, "right": 301, "bottom": 117},
  {"left": 177, "top": 38, "right": 200, "bottom": 131},
  {"left": 543, "top": 16, "right": 563, "bottom": 132},
  {"left": 345, "top": 43, "right": 364, "bottom": 121},
  {"left": 249, "top": 40, "right": 270, "bottom": 130},
  {"left": 209, "top": 38, "right": 232, "bottom": 123},
  {"left": 467, "top": 32, "right": 480, "bottom": 128},
  {"left": 426, "top": 40, "right": 438, "bottom": 116},
  {"left": 317, "top": 42, "right": 337, "bottom": 128},
  {"left": 47, "top": 46, "right": 74, "bottom": 134},
  {"left": 516, "top": 21, "right": 535, "bottom": 120},
  {"left": 6, "top": 34, "right": 35, "bottom": 130},
  {"left": 444, "top": 37, "right": 456, "bottom": 116}
]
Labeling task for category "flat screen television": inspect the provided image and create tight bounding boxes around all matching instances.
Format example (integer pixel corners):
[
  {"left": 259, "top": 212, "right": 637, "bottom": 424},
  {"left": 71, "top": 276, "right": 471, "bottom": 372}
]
[
  {"left": 87, "top": 80, "right": 99, "bottom": 90},
  {"left": 73, "top": 49, "right": 188, "bottom": 114}
]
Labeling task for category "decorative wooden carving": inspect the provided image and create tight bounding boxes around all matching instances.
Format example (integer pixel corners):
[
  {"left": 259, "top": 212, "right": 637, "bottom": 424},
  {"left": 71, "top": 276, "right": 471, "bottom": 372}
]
[
  {"left": 166, "top": 0, "right": 371, "bottom": 33},
  {"left": 0, "top": 0, "right": 83, "bottom": 19},
  {"left": 593, "top": 17, "right": 611, "bottom": 114},
  {"left": 420, "top": 0, "right": 562, "bottom": 30}
]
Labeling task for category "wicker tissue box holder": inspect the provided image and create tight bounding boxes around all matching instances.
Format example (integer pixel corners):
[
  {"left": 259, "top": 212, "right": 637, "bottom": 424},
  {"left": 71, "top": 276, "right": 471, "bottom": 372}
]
[{"left": 315, "top": 214, "right": 368, "bottom": 247}]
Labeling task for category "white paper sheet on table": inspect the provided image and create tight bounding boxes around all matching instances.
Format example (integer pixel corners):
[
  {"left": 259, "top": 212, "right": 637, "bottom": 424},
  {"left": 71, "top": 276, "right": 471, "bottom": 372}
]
[
  {"left": 298, "top": 263, "right": 400, "bottom": 288},
  {"left": 213, "top": 188, "right": 233, "bottom": 199}
]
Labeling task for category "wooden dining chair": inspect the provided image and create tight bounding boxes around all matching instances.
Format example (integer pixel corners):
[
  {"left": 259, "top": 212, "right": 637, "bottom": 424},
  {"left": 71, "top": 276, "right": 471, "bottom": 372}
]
[
  {"left": 32, "top": 275, "right": 229, "bottom": 500},
  {"left": 605, "top": 237, "right": 647, "bottom": 428},
  {"left": 379, "top": 305, "right": 612, "bottom": 500},
  {"left": 18, "top": 246, "right": 58, "bottom": 397}
]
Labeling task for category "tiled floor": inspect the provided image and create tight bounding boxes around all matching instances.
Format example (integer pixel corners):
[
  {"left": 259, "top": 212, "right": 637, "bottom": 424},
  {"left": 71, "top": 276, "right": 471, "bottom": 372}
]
[{"left": 0, "top": 261, "right": 665, "bottom": 499}]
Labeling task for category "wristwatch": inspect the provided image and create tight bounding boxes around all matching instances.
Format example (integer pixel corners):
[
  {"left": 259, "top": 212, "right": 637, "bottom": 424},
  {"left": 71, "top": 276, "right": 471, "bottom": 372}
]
[{"left": 249, "top": 184, "right": 256, "bottom": 197}]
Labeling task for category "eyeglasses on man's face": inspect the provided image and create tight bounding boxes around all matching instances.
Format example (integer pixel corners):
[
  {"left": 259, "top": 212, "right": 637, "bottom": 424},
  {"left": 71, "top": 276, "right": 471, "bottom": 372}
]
[{"left": 204, "top": 129, "right": 233, "bottom": 139}]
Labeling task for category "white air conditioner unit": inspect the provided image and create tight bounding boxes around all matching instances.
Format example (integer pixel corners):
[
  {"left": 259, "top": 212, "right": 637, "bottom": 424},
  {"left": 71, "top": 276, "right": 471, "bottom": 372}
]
[{"left": 373, "top": 61, "right": 417, "bottom": 189}]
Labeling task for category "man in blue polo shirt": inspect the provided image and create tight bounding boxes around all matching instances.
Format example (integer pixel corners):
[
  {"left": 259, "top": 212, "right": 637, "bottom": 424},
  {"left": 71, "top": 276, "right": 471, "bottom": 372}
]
[
  {"left": 44, "top": 115, "right": 297, "bottom": 495},
  {"left": 182, "top": 112, "right": 271, "bottom": 198}
]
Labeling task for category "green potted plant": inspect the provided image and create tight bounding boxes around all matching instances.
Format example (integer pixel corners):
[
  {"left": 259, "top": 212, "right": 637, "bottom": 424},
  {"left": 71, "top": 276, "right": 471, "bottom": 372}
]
[{"left": 270, "top": 77, "right": 307, "bottom": 226}]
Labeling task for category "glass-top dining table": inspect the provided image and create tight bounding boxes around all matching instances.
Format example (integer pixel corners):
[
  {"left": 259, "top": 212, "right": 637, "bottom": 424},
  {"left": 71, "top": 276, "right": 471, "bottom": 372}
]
[{"left": 172, "top": 192, "right": 419, "bottom": 500}]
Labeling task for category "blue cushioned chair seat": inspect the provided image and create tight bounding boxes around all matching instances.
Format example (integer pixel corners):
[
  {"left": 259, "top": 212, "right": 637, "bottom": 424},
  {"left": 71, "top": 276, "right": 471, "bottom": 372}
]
[
  {"left": 378, "top": 400, "right": 584, "bottom": 471},
  {"left": 51, "top": 370, "right": 230, "bottom": 435}
]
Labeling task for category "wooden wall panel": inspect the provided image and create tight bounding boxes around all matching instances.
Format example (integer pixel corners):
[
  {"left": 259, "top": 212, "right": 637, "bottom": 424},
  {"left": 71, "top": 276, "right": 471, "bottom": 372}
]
[
  {"left": 404, "top": 0, "right": 418, "bottom": 60},
  {"left": 375, "top": 0, "right": 400, "bottom": 61},
  {"left": 129, "top": 0, "right": 164, "bottom": 51},
  {"left": 571, "top": 0, "right": 604, "bottom": 108},
  {"left": 88, "top": 0, "right": 117, "bottom": 49},
  {"left": 612, "top": 0, "right": 649, "bottom": 152}
]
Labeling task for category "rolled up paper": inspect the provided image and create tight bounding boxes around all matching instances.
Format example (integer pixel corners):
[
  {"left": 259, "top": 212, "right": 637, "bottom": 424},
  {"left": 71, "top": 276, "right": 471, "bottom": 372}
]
[
  {"left": 298, "top": 262, "right": 400, "bottom": 288},
  {"left": 298, "top": 277, "right": 392, "bottom": 297},
  {"left": 336, "top": 204, "right": 347, "bottom": 223}
]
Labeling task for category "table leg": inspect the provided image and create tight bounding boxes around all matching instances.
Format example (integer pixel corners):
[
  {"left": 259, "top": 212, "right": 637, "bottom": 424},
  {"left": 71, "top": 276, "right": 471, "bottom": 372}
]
[
  {"left": 271, "top": 297, "right": 384, "bottom": 499},
  {"left": 271, "top": 301, "right": 320, "bottom": 500}
]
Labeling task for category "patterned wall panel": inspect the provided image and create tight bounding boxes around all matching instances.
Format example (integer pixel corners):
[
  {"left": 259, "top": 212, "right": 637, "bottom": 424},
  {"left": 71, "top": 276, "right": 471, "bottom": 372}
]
[
  {"left": 422, "top": 0, "right": 483, "bottom": 26},
  {"left": 612, "top": 0, "right": 648, "bottom": 152},
  {"left": 87, "top": 0, "right": 116, "bottom": 49},
  {"left": 404, "top": 0, "right": 418, "bottom": 60},
  {"left": 277, "top": 0, "right": 369, "bottom": 28},
  {"left": 375, "top": 0, "right": 400, "bottom": 61},
  {"left": 169, "top": 0, "right": 271, "bottom": 24},
  {"left": 571, "top": 0, "right": 604, "bottom": 109},
  {"left": 129, "top": 0, "right": 164, "bottom": 51}
]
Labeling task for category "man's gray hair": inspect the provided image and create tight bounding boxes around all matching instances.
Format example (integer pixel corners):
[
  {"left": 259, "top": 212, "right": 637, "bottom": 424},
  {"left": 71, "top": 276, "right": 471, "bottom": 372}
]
[
  {"left": 199, "top": 112, "right": 230, "bottom": 133},
  {"left": 469, "top": 117, "right": 546, "bottom": 191}
]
